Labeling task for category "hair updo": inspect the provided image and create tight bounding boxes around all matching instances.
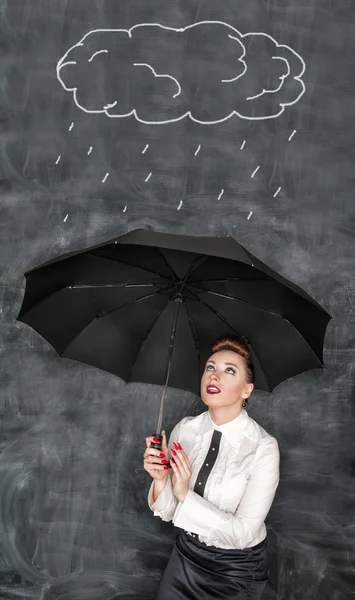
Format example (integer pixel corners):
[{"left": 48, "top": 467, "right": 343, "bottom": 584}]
[{"left": 211, "top": 334, "right": 254, "bottom": 385}]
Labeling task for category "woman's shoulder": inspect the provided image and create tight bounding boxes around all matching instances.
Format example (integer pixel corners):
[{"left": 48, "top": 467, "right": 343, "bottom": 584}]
[
  {"left": 171, "top": 412, "right": 207, "bottom": 435},
  {"left": 246, "top": 413, "right": 279, "bottom": 450}
]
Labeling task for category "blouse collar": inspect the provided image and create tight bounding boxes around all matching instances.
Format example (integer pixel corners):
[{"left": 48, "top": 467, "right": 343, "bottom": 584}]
[{"left": 194, "top": 409, "right": 250, "bottom": 448}]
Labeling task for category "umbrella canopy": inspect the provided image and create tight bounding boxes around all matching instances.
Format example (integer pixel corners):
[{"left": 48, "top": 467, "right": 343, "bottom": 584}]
[{"left": 18, "top": 229, "right": 331, "bottom": 397}]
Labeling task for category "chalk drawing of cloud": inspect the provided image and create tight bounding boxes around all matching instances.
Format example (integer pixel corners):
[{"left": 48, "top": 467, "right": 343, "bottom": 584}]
[{"left": 57, "top": 21, "right": 306, "bottom": 124}]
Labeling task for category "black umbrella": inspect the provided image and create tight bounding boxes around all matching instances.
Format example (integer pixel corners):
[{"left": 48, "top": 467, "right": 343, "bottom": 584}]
[{"left": 18, "top": 229, "right": 331, "bottom": 442}]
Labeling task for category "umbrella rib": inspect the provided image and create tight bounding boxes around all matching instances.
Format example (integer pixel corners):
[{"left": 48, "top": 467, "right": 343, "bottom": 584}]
[
  {"left": 188, "top": 284, "right": 283, "bottom": 319},
  {"left": 19, "top": 282, "right": 171, "bottom": 321},
  {"left": 153, "top": 247, "right": 178, "bottom": 288},
  {"left": 188, "top": 288, "right": 328, "bottom": 364},
  {"left": 88, "top": 251, "right": 171, "bottom": 282},
  {"left": 60, "top": 286, "right": 175, "bottom": 356},
  {"left": 125, "top": 295, "right": 174, "bottom": 384},
  {"left": 180, "top": 255, "right": 209, "bottom": 288},
  {"left": 96, "top": 285, "right": 175, "bottom": 320},
  {"left": 183, "top": 299, "right": 201, "bottom": 362},
  {"left": 185, "top": 285, "right": 245, "bottom": 336},
  {"left": 70, "top": 282, "right": 167, "bottom": 290},
  {"left": 189, "top": 277, "right": 272, "bottom": 284},
  {"left": 184, "top": 285, "right": 271, "bottom": 388}
]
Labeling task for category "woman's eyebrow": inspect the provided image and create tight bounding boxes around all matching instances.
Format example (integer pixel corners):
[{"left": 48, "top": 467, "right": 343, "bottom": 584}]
[{"left": 206, "top": 360, "right": 239, "bottom": 370}]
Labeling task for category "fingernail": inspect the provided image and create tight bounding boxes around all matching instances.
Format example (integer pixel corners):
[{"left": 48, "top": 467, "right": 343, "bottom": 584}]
[
  {"left": 163, "top": 466, "right": 170, "bottom": 470},
  {"left": 162, "top": 460, "right": 168, "bottom": 464},
  {"left": 159, "top": 453, "right": 165, "bottom": 457},
  {"left": 171, "top": 449, "right": 177, "bottom": 456},
  {"left": 153, "top": 438, "right": 160, "bottom": 443},
  {"left": 177, "top": 443, "right": 182, "bottom": 450},
  {"left": 173, "top": 442, "right": 179, "bottom": 450}
]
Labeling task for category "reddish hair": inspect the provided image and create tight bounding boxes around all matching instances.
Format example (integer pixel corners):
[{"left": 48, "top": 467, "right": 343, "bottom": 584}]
[{"left": 211, "top": 334, "right": 254, "bottom": 384}]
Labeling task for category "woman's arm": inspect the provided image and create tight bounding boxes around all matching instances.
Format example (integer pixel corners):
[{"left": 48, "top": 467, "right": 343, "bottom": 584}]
[
  {"left": 173, "top": 436, "right": 280, "bottom": 548},
  {"left": 147, "top": 417, "right": 191, "bottom": 522}
]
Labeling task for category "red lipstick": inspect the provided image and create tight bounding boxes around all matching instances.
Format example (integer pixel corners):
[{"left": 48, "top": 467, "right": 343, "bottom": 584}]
[{"left": 207, "top": 385, "right": 221, "bottom": 394}]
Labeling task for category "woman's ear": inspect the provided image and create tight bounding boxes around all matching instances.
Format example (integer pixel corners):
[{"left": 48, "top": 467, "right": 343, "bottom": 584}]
[{"left": 245, "top": 383, "right": 254, "bottom": 399}]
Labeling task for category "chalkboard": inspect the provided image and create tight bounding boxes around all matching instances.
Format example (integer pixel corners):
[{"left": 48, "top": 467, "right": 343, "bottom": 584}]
[{"left": 1, "top": 1, "right": 354, "bottom": 599}]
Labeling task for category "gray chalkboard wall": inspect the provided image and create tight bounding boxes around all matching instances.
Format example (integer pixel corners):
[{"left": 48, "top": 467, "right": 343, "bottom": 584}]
[{"left": 1, "top": 1, "right": 354, "bottom": 599}]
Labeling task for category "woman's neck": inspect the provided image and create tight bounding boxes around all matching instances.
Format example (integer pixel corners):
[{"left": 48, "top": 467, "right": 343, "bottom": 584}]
[{"left": 208, "top": 406, "right": 243, "bottom": 426}]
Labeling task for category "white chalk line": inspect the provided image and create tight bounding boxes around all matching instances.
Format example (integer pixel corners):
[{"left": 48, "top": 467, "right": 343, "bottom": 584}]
[
  {"left": 63, "top": 214, "right": 69, "bottom": 222},
  {"left": 123, "top": 206, "right": 127, "bottom": 212},
  {"left": 87, "top": 146, "right": 93, "bottom": 155},
  {"left": 194, "top": 144, "right": 201, "bottom": 156},
  {"left": 177, "top": 200, "right": 183, "bottom": 210},
  {"left": 104, "top": 101, "right": 117, "bottom": 110},
  {"left": 133, "top": 62, "right": 181, "bottom": 98},
  {"left": 142, "top": 144, "right": 149, "bottom": 153},
  {"left": 69, "top": 122, "right": 74, "bottom": 131},
  {"left": 88, "top": 49, "right": 108, "bottom": 62},
  {"left": 288, "top": 130, "right": 297, "bottom": 141},
  {"left": 56, "top": 21, "right": 306, "bottom": 124},
  {"left": 251, "top": 166, "right": 260, "bottom": 178},
  {"left": 247, "top": 211, "right": 253, "bottom": 220},
  {"left": 218, "top": 189, "right": 224, "bottom": 200},
  {"left": 246, "top": 57, "right": 290, "bottom": 101},
  {"left": 55, "top": 156, "right": 61, "bottom": 164},
  {"left": 222, "top": 35, "right": 247, "bottom": 83},
  {"left": 240, "top": 140, "right": 246, "bottom": 150},
  {"left": 273, "top": 186, "right": 281, "bottom": 197},
  {"left": 145, "top": 172, "right": 152, "bottom": 182},
  {"left": 102, "top": 172, "right": 109, "bottom": 183}
]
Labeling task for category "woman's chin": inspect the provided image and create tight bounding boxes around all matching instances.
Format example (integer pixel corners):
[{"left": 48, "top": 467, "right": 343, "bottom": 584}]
[{"left": 201, "top": 393, "right": 220, "bottom": 405}]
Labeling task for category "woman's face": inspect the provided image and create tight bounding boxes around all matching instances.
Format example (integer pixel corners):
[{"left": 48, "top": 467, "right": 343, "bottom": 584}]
[{"left": 200, "top": 350, "right": 253, "bottom": 408}]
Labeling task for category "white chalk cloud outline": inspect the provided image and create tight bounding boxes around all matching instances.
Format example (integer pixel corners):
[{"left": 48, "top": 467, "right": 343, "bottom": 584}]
[
  {"left": 56, "top": 21, "right": 306, "bottom": 124},
  {"left": 133, "top": 62, "right": 182, "bottom": 98}
]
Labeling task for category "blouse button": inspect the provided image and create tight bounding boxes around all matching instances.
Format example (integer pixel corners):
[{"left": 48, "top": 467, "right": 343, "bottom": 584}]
[
  {"left": 206, "top": 463, "right": 209, "bottom": 467},
  {"left": 198, "top": 482, "right": 201, "bottom": 485},
  {"left": 212, "top": 448, "right": 215, "bottom": 451}
]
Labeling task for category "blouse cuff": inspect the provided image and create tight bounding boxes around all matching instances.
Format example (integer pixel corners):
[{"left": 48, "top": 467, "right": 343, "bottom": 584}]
[
  {"left": 148, "top": 476, "right": 178, "bottom": 521},
  {"left": 173, "top": 488, "right": 221, "bottom": 535}
]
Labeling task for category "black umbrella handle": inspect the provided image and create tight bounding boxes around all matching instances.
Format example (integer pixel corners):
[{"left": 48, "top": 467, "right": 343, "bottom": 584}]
[{"left": 150, "top": 433, "right": 171, "bottom": 468}]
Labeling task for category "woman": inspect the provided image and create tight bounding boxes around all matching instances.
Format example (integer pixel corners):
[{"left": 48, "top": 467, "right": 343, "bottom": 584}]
[{"left": 143, "top": 334, "right": 280, "bottom": 600}]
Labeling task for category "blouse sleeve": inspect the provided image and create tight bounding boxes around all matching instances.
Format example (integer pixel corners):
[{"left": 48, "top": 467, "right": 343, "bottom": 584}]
[
  {"left": 173, "top": 435, "right": 280, "bottom": 548},
  {"left": 147, "top": 417, "right": 189, "bottom": 522}
]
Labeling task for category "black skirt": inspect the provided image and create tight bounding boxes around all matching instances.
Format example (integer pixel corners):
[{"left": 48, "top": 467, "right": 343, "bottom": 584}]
[{"left": 155, "top": 530, "right": 269, "bottom": 600}]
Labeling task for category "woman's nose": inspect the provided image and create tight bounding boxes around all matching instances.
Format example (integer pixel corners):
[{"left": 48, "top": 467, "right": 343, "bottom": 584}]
[{"left": 210, "top": 371, "right": 220, "bottom": 381}]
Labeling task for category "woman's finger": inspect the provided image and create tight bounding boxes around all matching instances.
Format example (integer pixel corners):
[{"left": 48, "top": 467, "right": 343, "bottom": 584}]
[
  {"left": 144, "top": 448, "right": 167, "bottom": 461},
  {"left": 172, "top": 449, "right": 191, "bottom": 478},
  {"left": 161, "top": 430, "right": 169, "bottom": 455}
]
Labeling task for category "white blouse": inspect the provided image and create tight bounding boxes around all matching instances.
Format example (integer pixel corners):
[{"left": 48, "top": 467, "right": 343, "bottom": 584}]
[{"left": 148, "top": 408, "right": 280, "bottom": 550}]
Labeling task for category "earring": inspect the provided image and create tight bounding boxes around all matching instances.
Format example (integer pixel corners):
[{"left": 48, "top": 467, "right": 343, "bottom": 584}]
[{"left": 242, "top": 397, "right": 247, "bottom": 408}]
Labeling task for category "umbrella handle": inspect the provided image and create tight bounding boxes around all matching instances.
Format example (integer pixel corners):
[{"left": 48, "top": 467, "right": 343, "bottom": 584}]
[{"left": 150, "top": 434, "right": 171, "bottom": 468}]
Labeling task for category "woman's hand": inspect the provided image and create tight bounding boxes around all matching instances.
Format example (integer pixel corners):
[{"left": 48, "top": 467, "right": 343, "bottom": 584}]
[
  {"left": 143, "top": 431, "right": 171, "bottom": 481},
  {"left": 171, "top": 442, "right": 192, "bottom": 502}
]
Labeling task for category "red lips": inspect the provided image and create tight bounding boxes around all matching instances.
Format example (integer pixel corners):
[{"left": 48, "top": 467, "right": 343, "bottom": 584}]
[{"left": 206, "top": 385, "right": 221, "bottom": 394}]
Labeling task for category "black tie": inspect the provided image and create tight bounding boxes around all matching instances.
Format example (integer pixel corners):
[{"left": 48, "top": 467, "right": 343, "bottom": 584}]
[{"left": 193, "top": 429, "right": 222, "bottom": 498}]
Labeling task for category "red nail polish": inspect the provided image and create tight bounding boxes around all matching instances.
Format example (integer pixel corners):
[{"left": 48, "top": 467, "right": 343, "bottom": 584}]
[
  {"left": 159, "top": 453, "right": 165, "bottom": 457},
  {"left": 177, "top": 443, "right": 182, "bottom": 450},
  {"left": 153, "top": 438, "right": 160, "bottom": 443},
  {"left": 173, "top": 442, "right": 179, "bottom": 449},
  {"left": 163, "top": 466, "right": 170, "bottom": 470},
  {"left": 162, "top": 460, "right": 168, "bottom": 464},
  {"left": 171, "top": 449, "right": 177, "bottom": 456}
]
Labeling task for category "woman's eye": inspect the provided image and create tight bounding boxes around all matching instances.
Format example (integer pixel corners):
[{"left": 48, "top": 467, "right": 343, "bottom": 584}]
[
  {"left": 226, "top": 368, "right": 236, "bottom": 374},
  {"left": 206, "top": 365, "right": 214, "bottom": 371}
]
